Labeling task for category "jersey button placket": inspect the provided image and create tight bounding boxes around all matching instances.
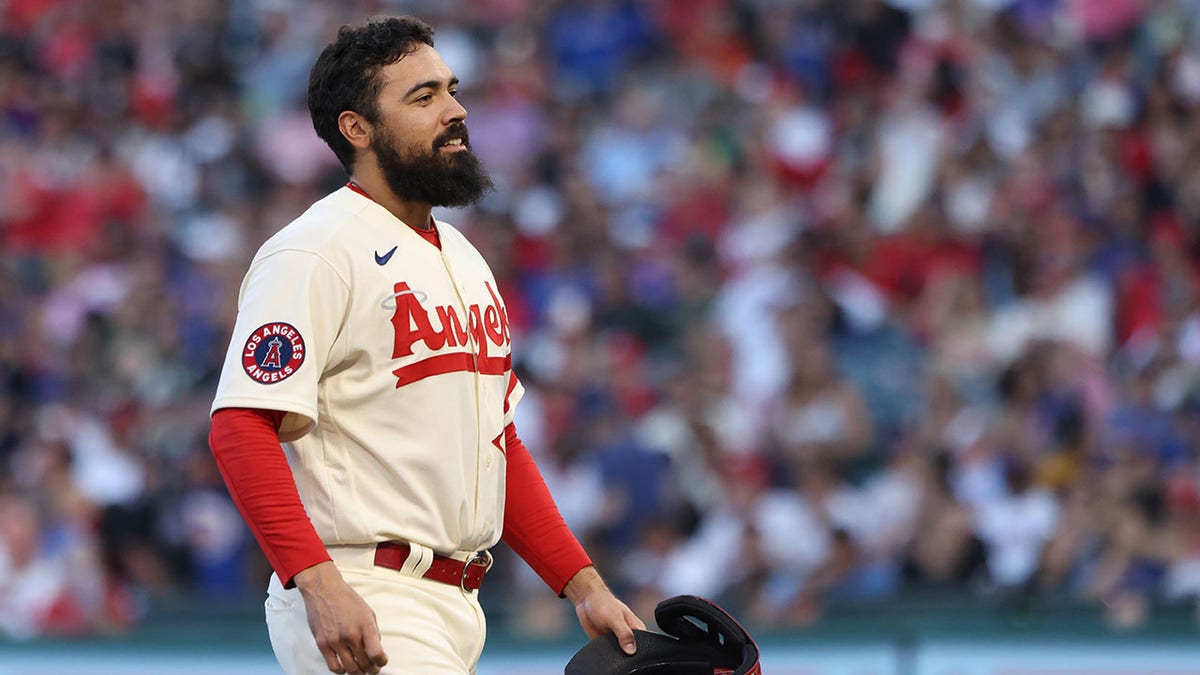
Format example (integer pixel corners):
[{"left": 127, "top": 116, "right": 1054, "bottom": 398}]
[{"left": 441, "top": 250, "right": 489, "bottom": 532}]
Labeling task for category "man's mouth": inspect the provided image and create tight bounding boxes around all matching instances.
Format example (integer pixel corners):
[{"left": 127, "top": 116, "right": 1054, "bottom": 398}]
[
  {"left": 439, "top": 137, "right": 467, "bottom": 152},
  {"left": 437, "top": 122, "right": 471, "bottom": 152}
]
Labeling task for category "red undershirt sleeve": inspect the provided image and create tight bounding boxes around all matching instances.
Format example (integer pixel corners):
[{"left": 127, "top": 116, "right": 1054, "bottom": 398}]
[
  {"left": 501, "top": 422, "right": 592, "bottom": 596},
  {"left": 209, "top": 407, "right": 330, "bottom": 588}
]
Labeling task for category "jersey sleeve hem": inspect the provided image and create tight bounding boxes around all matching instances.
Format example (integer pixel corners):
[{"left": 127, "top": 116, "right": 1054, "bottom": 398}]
[{"left": 211, "top": 397, "right": 317, "bottom": 442}]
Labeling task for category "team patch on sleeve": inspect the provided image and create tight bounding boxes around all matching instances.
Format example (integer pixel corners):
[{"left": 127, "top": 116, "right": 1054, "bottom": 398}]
[{"left": 241, "top": 322, "right": 306, "bottom": 384}]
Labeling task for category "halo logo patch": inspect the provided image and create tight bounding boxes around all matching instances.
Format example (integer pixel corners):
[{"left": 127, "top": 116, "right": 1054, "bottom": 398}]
[{"left": 241, "top": 322, "right": 305, "bottom": 384}]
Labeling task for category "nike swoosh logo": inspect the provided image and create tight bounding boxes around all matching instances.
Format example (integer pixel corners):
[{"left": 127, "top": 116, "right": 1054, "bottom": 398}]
[{"left": 375, "top": 246, "right": 398, "bottom": 266}]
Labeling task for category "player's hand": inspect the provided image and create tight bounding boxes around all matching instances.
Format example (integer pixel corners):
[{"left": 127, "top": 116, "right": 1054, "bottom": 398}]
[
  {"left": 563, "top": 565, "right": 646, "bottom": 655},
  {"left": 294, "top": 562, "right": 389, "bottom": 675}
]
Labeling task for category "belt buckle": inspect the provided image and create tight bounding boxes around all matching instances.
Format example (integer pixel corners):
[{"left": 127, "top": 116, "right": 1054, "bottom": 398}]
[{"left": 460, "top": 550, "right": 493, "bottom": 591}]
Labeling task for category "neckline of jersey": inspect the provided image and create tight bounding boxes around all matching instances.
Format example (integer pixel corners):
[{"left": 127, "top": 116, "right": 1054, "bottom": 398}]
[{"left": 345, "top": 181, "right": 442, "bottom": 249}]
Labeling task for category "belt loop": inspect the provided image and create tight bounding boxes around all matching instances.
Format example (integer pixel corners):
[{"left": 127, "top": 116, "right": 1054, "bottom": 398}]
[{"left": 402, "top": 541, "right": 434, "bottom": 577}]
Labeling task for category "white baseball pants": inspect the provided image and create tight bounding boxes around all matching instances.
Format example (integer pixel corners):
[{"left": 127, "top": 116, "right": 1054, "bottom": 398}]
[{"left": 265, "top": 543, "right": 487, "bottom": 674}]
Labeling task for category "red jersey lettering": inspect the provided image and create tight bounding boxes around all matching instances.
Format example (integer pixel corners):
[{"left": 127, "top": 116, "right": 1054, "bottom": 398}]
[{"left": 388, "top": 281, "right": 512, "bottom": 387}]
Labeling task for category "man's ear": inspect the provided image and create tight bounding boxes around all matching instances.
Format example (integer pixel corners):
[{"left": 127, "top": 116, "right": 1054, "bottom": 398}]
[{"left": 338, "top": 111, "right": 372, "bottom": 152}]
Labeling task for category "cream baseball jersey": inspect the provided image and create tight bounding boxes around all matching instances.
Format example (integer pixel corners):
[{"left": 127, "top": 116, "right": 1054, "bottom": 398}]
[{"left": 212, "top": 185, "right": 522, "bottom": 555}]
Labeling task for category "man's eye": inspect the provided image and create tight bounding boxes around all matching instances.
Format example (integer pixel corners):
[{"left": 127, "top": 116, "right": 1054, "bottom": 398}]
[{"left": 417, "top": 95, "right": 432, "bottom": 103}]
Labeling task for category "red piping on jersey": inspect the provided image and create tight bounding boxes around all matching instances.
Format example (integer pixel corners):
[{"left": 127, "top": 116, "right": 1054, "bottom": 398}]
[
  {"left": 345, "top": 180, "right": 372, "bottom": 200},
  {"left": 503, "top": 371, "right": 519, "bottom": 414}
]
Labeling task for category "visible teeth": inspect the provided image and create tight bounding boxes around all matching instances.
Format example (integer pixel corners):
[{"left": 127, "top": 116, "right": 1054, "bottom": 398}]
[{"left": 445, "top": 138, "right": 463, "bottom": 146}]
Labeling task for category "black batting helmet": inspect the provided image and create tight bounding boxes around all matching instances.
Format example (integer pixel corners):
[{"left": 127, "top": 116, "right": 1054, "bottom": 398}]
[{"left": 565, "top": 595, "right": 762, "bottom": 675}]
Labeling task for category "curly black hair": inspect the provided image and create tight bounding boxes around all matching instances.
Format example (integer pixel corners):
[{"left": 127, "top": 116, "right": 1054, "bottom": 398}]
[{"left": 307, "top": 16, "right": 435, "bottom": 172}]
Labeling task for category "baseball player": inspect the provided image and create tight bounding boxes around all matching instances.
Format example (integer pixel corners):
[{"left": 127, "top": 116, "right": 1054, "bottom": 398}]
[{"left": 208, "top": 16, "right": 644, "bottom": 675}]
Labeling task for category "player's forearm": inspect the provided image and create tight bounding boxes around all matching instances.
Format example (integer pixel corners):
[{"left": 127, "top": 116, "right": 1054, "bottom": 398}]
[
  {"left": 563, "top": 564, "right": 644, "bottom": 654},
  {"left": 500, "top": 422, "right": 592, "bottom": 594},
  {"left": 562, "top": 565, "right": 608, "bottom": 605},
  {"left": 292, "top": 560, "right": 342, "bottom": 594},
  {"left": 209, "top": 407, "right": 331, "bottom": 586}
]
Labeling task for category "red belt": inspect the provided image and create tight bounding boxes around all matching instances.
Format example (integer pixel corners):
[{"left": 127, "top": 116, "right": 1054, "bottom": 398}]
[{"left": 373, "top": 542, "right": 493, "bottom": 591}]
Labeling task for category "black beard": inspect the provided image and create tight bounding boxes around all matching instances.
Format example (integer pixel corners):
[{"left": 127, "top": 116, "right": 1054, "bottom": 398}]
[{"left": 372, "top": 123, "right": 493, "bottom": 208}]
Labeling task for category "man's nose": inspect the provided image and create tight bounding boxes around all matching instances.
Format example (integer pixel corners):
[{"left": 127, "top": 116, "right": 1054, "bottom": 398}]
[{"left": 444, "top": 95, "right": 467, "bottom": 124}]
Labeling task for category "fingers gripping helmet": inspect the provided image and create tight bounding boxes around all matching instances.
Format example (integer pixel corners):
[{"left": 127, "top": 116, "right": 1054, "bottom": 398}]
[{"left": 565, "top": 595, "right": 762, "bottom": 675}]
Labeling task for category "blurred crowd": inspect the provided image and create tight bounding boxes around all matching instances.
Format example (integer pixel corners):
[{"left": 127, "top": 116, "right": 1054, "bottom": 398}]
[{"left": 4, "top": 0, "right": 1200, "bottom": 639}]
